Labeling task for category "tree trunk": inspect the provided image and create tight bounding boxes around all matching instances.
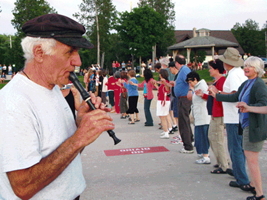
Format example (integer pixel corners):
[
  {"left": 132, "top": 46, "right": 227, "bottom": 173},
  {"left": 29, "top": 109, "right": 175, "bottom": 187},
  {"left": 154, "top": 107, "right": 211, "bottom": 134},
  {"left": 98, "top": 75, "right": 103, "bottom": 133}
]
[
  {"left": 101, "top": 52, "right": 105, "bottom": 69},
  {"left": 96, "top": 11, "right": 100, "bottom": 65}
]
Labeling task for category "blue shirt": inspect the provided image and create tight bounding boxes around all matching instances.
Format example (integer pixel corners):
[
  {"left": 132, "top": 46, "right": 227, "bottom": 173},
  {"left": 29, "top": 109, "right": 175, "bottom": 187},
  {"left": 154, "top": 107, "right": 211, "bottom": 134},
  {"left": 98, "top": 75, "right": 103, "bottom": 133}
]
[
  {"left": 174, "top": 65, "right": 191, "bottom": 97},
  {"left": 143, "top": 83, "right": 147, "bottom": 94},
  {"left": 239, "top": 78, "right": 256, "bottom": 128},
  {"left": 124, "top": 78, "right": 139, "bottom": 96}
]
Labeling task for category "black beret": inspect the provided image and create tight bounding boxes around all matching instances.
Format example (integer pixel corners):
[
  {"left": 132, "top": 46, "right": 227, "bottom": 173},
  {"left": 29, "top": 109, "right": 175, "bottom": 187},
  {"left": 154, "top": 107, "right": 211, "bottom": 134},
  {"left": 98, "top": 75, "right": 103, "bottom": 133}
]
[{"left": 22, "top": 14, "right": 94, "bottom": 49}]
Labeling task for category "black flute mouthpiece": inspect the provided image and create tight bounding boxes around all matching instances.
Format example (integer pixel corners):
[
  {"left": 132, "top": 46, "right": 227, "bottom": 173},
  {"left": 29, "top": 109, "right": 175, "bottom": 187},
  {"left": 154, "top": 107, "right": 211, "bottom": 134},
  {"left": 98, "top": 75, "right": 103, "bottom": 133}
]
[{"left": 69, "top": 71, "right": 121, "bottom": 145}]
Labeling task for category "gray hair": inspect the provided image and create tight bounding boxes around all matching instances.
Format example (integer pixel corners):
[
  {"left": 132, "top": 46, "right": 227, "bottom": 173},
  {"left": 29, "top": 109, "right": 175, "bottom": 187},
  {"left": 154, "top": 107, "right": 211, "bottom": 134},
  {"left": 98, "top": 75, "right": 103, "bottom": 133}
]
[
  {"left": 21, "top": 37, "right": 57, "bottom": 62},
  {"left": 114, "top": 71, "right": 121, "bottom": 79},
  {"left": 244, "top": 56, "right": 265, "bottom": 77}
]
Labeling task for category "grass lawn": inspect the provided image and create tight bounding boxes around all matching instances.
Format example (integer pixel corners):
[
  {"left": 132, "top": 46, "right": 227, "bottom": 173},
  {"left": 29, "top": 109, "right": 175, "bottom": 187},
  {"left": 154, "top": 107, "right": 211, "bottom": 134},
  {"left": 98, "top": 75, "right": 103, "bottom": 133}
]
[
  {"left": 137, "top": 69, "right": 212, "bottom": 83},
  {"left": 0, "top": 70, "right": 212, "bottom": 90}
]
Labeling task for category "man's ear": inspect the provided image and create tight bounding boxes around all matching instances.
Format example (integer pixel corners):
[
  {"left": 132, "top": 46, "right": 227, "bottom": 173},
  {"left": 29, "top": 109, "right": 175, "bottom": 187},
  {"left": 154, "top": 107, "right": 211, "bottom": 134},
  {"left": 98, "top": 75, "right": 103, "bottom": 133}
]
[{"left": 33, "top": 45, "right": 44, "bottom": 63}]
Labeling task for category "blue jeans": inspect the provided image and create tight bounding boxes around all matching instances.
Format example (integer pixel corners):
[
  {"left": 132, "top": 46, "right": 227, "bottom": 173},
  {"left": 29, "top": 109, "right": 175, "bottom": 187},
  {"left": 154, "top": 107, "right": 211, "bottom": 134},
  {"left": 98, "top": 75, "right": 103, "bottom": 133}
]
[
  {"left": 194, "top": 125, "right": 210, "bottom": 154},
  {"left": 144, "top": 98, "right": 153, "bottom": 125},
  {"left": 226, "top": 124, "right": 249, "bottom": 185}
]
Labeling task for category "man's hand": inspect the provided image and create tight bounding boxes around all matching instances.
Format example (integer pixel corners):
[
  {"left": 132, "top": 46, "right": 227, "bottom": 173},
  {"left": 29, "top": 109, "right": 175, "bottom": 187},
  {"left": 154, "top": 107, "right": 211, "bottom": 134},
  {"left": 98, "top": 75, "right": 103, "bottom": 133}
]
[
  {"left": 76, "top": 92, "right": 111, "bottom": 127},
  {"left": 75, "top": 109, "right": 115, "bottom": 147}
]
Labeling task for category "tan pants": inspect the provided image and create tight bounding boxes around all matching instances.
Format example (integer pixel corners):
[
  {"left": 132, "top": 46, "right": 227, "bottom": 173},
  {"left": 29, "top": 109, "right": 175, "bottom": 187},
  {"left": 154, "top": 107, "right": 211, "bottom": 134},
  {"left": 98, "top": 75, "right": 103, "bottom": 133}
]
[{"left": 208, "top": 117, "right": 229, "bottom": 171}]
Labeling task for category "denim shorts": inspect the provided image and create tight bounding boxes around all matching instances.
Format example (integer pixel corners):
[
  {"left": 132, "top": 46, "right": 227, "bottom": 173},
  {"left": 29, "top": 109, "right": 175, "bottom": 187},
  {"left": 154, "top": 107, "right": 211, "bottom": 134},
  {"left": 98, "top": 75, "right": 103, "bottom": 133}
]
[{"left": 243, "top": 126, "right": 265, "bottom": 152}]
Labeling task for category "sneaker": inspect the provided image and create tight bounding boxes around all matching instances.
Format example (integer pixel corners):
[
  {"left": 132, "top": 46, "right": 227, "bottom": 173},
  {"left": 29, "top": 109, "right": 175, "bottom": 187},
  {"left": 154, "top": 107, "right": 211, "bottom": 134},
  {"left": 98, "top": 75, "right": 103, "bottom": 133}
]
[
  {"left": 160, "top": 132, "right": 169, "bottom": 139},
  {"left": 173, "top": 136, "right": 182, "bottom": 141},
  {"left": 179, "top": 148, "right": 194, "bottom": 154},
  {"left": 170, "top": 140, "right": 183, "bottom": 144},
  {"left": 160, "top": 132, "right": 165, "bottom": 136},
  {"left": 195, "top": 157, "right": 211, "bottom": 164},
  {"left": 172, "top": 126, "right": 178, "bottom": 132},
  {"left": 169, "top": 129, "right": 174, "bottom": 134}
]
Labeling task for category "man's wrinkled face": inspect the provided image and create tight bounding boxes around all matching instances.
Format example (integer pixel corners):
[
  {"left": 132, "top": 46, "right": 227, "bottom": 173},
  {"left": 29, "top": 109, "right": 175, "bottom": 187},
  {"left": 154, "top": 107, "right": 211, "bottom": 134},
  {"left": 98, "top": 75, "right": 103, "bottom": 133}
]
[{"left": 43, "top": 41, "right": 81, "bottom": 87}]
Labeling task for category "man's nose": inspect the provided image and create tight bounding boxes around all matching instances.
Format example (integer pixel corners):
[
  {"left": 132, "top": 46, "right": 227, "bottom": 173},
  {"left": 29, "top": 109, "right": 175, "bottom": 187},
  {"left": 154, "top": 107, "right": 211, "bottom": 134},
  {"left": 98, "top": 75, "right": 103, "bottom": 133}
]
[{"left": 71, "top": 52, "right": 82, "bottom": 66}]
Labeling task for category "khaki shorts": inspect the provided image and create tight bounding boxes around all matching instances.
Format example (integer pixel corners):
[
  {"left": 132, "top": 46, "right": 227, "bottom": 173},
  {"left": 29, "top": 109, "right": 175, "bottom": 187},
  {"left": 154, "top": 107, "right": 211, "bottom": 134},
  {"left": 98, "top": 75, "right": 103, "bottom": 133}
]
[{"left": 243, "top": 126, "right": 265, "bottom": 152}]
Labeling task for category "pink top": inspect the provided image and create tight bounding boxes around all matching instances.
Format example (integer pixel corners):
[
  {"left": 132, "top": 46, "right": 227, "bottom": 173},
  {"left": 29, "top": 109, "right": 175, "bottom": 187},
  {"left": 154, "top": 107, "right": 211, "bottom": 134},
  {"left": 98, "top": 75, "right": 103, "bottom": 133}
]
[{"left": 138, "top": 78, "right": 155, "bottom": 100}]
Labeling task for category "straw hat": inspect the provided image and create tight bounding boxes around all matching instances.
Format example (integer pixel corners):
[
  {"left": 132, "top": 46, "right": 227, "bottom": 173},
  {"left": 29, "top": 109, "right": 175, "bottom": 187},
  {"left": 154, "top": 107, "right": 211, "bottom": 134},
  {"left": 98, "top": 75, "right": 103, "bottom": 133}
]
[{"left": 218, "top": 47, "right": 244, "bottom": 67}]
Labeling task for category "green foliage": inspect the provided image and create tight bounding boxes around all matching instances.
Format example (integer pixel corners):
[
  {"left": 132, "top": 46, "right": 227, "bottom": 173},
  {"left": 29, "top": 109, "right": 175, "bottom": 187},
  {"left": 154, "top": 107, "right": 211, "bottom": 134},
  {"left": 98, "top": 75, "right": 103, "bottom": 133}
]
[
  {"left": 116, "top": 6, "right": 166, "bottom": 60},
  {"left": 10, "top": 0, "right": 57, "bottom": 71},
  {"left": 74, "top": 0, "right": 117, "bottom": 68},
  {"left": 0, "top": 35, "right": 13, "bottom": 65},
  {"left": 138, "top": 0, "right": 175, "bottom": 25},
  {"left": 12, "top": 0, "right": 57, "bottom": 34},
  {"left": 136, "top": 72, "right": 159, "bottom": 83},
  {"left": 138, "top": 0, "right": 175, "bottom": 57},
  {"left": 197, "top": 69, "right": 213, "bottom": 83},
  {"left": 231, "top": 19, "right": 266, "bottom": 56}
]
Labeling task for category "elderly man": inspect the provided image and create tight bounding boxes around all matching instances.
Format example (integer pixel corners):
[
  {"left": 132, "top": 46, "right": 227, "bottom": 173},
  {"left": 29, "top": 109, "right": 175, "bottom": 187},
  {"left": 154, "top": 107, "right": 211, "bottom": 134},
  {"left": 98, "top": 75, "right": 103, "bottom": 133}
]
[
  {"left": 174, "top": 55, "right": 194, "bottom": 153},
  {"left": 0, "top": 14, "right": 114, "bottom": 199},
  {"left": 209, "top": 47, "right": 251, "bottom": 192}
]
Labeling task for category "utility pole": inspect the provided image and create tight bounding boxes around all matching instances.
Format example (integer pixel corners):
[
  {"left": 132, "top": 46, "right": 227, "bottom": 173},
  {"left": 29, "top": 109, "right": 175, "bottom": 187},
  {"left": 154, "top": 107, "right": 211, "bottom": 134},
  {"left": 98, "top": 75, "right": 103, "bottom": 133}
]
[
  {"left": 96, "top": 3, "right": 100, "bottom": 65},
  {"left": 265, "top": 21, "right": 267, "bottom": 57},
  {"left": 10, "top": 35, "right": 12, "bottom": 49}
]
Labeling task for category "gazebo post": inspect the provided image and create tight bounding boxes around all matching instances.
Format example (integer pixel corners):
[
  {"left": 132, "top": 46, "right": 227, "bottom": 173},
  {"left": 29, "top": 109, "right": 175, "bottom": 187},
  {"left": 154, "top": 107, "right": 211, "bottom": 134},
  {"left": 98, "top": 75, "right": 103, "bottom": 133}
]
[
  {"left": 187, "top": 48, "right": 191, "bottom": 64},
  {"left": 211, "top": 46, "right": 215, "bottom": 60}
]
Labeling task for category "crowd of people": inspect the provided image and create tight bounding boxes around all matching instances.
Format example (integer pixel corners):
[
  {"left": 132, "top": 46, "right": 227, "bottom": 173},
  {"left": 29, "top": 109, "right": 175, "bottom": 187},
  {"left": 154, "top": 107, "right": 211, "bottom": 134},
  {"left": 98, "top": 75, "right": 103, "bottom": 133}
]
[
  {"left": 0, "top": 13, "right": 266, "bottom": 200},
  {"left": 79, "top": 48, "right": 266, "bottom": 200},
  {"left": 0, "top": 64, "right": 14, "bottom": 83}
]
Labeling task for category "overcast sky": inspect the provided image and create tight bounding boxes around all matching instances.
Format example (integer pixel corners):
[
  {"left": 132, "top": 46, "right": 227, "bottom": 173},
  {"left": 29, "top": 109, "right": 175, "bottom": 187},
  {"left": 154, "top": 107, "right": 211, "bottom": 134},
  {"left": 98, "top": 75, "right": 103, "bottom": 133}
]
[{"left": 0, "top": 0, "right": 266, "bottom": 35}]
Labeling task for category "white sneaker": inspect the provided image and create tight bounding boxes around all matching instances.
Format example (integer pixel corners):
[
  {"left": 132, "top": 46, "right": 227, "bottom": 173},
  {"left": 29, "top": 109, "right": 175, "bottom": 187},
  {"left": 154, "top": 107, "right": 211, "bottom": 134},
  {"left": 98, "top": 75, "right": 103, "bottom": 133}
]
[
  {"left": 195, "top": 157, "right": 211, "bottom": 164},
  {"left": 179, "top": 148, "right": 194, "bottom": 154},
  {"left": 160, "top": 132, "right": 165, "bottom": 136},
  {"left": 160, "top": 132, "right": 169, "bottom": 139}
]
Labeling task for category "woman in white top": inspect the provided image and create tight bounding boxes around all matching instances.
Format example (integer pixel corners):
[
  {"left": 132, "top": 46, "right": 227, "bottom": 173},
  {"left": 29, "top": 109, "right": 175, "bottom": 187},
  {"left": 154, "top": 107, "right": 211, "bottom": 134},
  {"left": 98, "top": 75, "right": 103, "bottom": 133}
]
[{"left": 186, "top": 71, "right": 211, "bottom": 164}]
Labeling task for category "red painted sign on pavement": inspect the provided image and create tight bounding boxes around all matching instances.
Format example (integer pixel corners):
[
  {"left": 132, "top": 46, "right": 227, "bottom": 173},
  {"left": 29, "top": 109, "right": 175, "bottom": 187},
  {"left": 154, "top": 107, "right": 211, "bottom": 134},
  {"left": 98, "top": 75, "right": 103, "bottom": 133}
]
[{"left": 104, "top": 146, "right": 169, "bottom": 156}]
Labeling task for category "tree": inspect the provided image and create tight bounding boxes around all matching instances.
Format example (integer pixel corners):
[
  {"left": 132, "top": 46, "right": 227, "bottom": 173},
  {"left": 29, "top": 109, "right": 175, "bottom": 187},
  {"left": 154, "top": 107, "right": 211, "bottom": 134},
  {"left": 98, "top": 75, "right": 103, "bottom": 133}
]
[
  {"left": 0, "top": 35, "right": 15, "bottom": 67},
  {"left": 138, "top": 0, "right": 175, "bottom": 58},
  {"left": 12, "top": 0, "right": 56, "bottom": 35},
  {"left": 11, "top": 0, "right": 56, "bottom": 71},
  {"left": 116, "top": 6, "right": 166, "bottom": 67},
  {"left": 231, "top": 19, "right": 265, "bottom": 57},
  {"left": 74, "top": 0, "right": 117, "bottom": 68}
]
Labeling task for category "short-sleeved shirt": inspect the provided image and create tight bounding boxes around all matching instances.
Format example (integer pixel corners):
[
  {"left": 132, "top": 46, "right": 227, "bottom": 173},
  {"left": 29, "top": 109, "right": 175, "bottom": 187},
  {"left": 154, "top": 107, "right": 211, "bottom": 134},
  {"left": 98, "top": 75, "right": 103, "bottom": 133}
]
[
  {"left": 174, "top": 65, "right": 191, "bottom": 97},
  {"left": 0, "top": 74, "right": 86, "bottom": 199},
  {"left": 223, "top": 67, "right": 247, "bottom": 123}
]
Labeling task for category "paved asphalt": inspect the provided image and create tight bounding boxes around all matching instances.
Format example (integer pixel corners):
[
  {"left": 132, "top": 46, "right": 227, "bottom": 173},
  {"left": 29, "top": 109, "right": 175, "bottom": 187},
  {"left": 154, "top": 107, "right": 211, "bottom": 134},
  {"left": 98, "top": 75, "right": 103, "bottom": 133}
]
[{"left": 80, "top": 91, "right": 267, "bottom": 200}]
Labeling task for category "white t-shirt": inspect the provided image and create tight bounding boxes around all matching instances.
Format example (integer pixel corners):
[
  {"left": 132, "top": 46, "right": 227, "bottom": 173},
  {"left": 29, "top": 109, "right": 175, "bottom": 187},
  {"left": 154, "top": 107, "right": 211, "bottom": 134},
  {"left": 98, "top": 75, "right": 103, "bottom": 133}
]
[
  {"left": 192, "top": 79, "right": 211, "bottom": 126},
  {"left": 0, "top": 74, "right": 86, "bottom": 199},
  {"left": 222, "top": 67, "right": 247, "bottom": 123},
  {"left": 102, "top": 76, "right": 108, "bottom": 92}
]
